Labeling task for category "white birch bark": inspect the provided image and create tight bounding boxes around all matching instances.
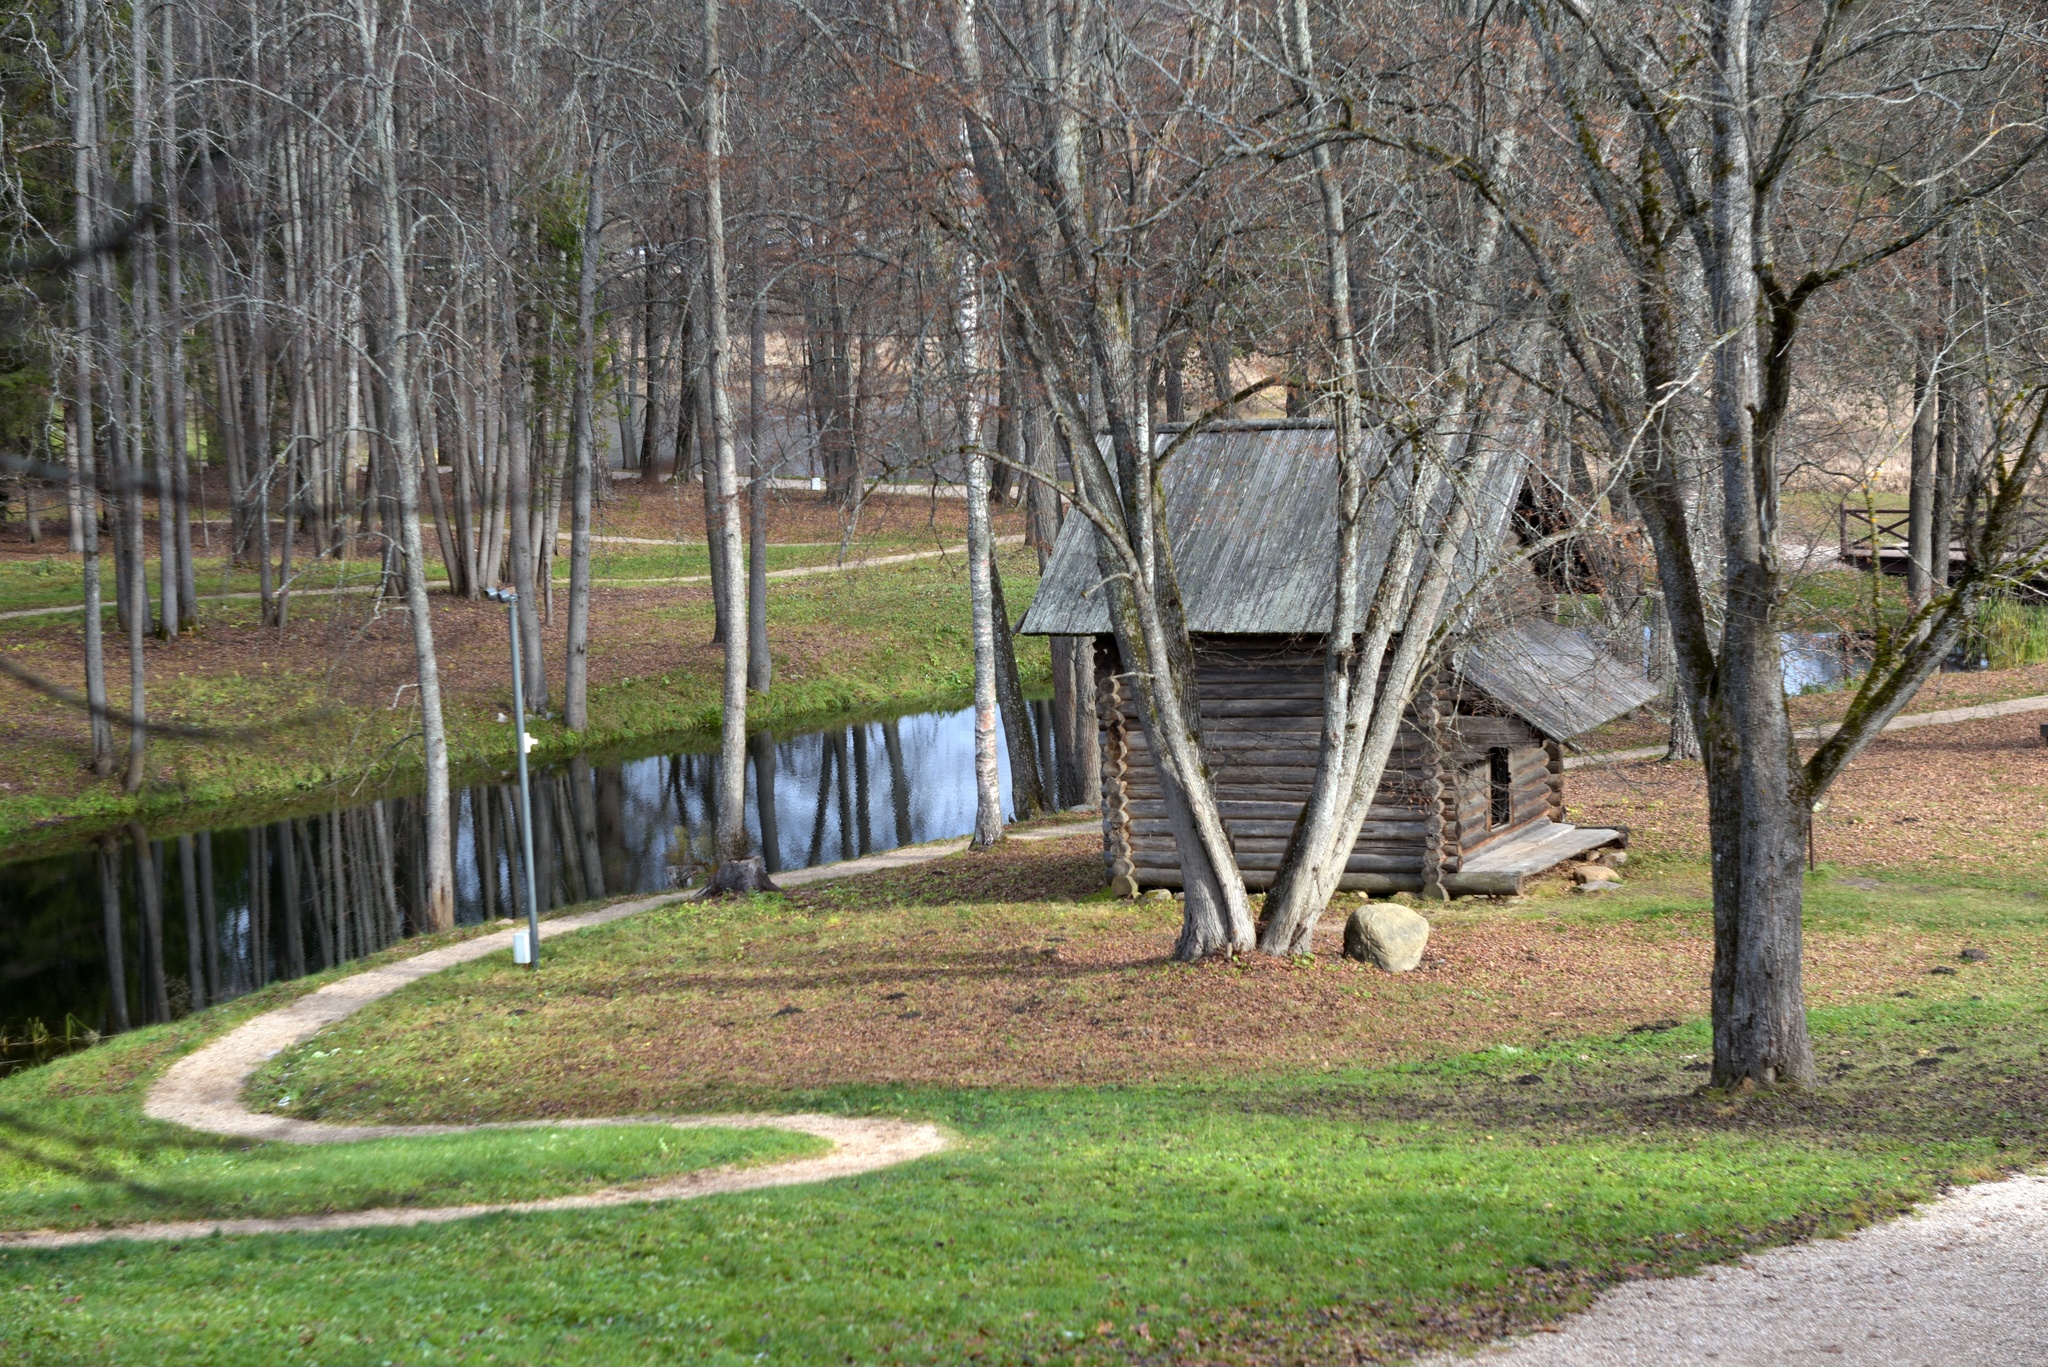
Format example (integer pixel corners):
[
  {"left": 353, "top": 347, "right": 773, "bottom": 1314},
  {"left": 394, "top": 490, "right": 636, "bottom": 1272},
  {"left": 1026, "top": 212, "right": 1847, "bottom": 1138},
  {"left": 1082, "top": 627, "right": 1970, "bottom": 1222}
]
[
  {"left": 563, "top": 3, "right": 604, "bottom": 732},
  {"left": 354, "top": 0, "right": 455, "bottom": 930},
  {"left": 955, "top": 174, "right": 1004, "bottom": 849},
  {"left": 747, "top": 289, "right": 771, "bottom": 692},
  {"left": 700, "top": 0, "right": 757, "bottom": 882}
]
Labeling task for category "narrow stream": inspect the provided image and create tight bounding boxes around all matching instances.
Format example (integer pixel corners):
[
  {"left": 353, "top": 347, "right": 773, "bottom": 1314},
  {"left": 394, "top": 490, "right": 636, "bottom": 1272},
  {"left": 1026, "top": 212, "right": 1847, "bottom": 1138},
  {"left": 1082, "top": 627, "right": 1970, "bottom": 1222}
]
[{"left": 0, "top": 699, "right": 1083, "bottom": 1072}]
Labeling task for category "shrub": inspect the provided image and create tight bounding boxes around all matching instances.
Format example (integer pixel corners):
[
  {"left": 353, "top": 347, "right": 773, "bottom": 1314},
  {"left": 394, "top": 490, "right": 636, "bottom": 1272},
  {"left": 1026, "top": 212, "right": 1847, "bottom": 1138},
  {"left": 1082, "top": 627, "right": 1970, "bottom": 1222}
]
[{"left": 1968, "top": 594, "right": 2048, "bottom": 671}]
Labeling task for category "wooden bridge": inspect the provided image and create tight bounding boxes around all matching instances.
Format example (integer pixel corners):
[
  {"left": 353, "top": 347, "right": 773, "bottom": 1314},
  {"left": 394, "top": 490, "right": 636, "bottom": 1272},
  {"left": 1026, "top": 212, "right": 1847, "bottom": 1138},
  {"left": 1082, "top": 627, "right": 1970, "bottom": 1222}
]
[
  {"left": 1843, "top": 498, "right": 2048, "bottom": 573},
  {"left": 1838, "top": 506, "right": 1963, "bottom": 574}
]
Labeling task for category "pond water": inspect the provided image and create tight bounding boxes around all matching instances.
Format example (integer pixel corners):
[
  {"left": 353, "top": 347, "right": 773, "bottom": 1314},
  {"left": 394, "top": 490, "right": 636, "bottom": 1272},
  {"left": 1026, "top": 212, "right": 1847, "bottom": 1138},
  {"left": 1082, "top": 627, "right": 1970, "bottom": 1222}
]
[
  {"left": 1635, "top": 627, "right": 1892, "bottom": 695},
  {"left": 0, "top": 699, "right": 1083, "bottom": 1071},
  {"left": 1780, "top": 631, "right": 1870, "bottom": 694}
]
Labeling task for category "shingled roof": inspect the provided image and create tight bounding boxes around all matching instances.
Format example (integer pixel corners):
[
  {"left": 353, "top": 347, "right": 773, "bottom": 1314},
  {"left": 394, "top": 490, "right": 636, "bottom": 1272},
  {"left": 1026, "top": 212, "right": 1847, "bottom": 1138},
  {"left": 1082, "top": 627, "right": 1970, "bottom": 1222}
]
[
  {"left": 1018, "top": 419, "right": 1656, "bottom": 741},
  {"left": 1018, "top": 420, "right": 1522, "bottom": 637},
  {"left": 1455, "top": 617, "right": 1658, "bottom": 740}
]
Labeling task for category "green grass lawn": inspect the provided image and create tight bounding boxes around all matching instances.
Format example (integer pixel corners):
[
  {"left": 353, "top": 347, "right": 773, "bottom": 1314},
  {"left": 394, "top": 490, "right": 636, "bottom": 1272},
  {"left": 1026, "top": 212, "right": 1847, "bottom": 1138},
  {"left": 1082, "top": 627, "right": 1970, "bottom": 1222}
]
[
  {"left": 4, "top": 855, "right": 2043, "bottom": 1365},
  {"left": 0, "top": 547, "right": 1048, "bottom": 855},
  {"left": 0, "top": 935, "right": 822, "bottom": 1241}
]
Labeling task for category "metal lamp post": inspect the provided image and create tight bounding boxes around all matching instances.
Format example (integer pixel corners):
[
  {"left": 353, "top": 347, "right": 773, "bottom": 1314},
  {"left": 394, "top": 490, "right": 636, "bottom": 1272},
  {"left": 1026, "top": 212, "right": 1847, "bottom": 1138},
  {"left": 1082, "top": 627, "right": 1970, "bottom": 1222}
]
[{"left": 484, "top": 587, "right": 541, "bottom": 968}]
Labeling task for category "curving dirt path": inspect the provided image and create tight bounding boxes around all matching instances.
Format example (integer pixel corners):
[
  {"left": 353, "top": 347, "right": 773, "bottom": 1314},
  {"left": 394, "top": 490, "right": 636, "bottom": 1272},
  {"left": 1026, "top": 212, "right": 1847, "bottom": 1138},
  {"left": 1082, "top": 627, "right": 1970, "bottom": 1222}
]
[{"left": 1, "top": 886, "right": 957, "bottom": 1250}]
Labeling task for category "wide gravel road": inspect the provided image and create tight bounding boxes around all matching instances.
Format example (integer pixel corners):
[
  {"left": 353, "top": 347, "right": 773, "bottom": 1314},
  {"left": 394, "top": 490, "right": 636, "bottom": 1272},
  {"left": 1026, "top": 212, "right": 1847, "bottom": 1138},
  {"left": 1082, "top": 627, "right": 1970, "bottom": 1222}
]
[{"left": 1428, "top": 1173, "right": 2048, "bottom": 1366}]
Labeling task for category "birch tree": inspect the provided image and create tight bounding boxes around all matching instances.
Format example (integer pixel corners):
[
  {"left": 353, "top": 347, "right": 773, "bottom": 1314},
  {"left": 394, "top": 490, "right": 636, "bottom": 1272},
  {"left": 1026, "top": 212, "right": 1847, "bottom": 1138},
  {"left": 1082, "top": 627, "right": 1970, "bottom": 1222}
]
[
  {"left": 354, "top": 0, "right": 454, "bottom": 930},
  {"left": 946, "top": 0, "right": 1260, "bottom": 956},
  {"left": 562, "top": 0, "right": 606, "bottom": 733},
  {"left": 1224, "top": 4, "right": 1503, "bottom": 949},
  {"left": 697, "top": 0, "right": 768, "bottom": 894}
]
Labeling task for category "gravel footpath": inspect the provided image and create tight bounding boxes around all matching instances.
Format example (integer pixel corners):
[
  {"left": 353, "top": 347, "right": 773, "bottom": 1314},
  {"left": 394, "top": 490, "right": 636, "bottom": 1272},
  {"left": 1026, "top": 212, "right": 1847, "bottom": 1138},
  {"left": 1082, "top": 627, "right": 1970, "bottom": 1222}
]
[{"left": 1425, "top": 1173, "right": 2048, "bottom": 1366}]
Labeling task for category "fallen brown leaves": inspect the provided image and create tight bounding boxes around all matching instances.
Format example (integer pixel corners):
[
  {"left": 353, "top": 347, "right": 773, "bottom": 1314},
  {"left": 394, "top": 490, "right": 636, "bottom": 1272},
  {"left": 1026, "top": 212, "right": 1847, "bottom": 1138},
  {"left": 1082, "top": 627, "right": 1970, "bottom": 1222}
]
[
  {"left": 1570, "top": 710, "right": 2048, "bottom": 871},
  {"left": 414, "top": 833, "right": 1975, "bottom": 1118}
]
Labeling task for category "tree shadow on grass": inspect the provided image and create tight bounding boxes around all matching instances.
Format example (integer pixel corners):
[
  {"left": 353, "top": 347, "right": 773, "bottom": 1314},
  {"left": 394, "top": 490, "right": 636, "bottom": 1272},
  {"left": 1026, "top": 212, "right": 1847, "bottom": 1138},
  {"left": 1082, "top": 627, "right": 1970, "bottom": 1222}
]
[
  {"left": 790, "top": 833, "right": 1105, "bottom": 911},
  {"left": 1239, "top": 1027, "right": 2048, "bottom": 1157}
]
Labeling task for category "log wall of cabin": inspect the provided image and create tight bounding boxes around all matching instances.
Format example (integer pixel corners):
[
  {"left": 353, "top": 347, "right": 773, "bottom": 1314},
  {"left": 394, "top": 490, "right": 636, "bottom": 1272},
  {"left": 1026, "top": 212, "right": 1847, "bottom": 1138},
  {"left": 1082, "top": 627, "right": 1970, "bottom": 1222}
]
[
  {"left": 1095, "top": 637, "right": 1435, "bottom": 892},
  {"left": 1438, "top": 711, "right": 1555, "bottom": 860},
  {"left": 1094, "top": 637, "right": 1571, "bottom": 892}
]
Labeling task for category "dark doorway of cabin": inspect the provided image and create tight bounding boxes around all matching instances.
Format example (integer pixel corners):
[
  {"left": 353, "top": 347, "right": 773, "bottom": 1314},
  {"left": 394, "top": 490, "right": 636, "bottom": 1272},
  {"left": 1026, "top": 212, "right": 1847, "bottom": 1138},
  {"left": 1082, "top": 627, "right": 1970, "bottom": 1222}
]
[{"left": 1488, "top": 747, "right": 1513, "bottom": 828}]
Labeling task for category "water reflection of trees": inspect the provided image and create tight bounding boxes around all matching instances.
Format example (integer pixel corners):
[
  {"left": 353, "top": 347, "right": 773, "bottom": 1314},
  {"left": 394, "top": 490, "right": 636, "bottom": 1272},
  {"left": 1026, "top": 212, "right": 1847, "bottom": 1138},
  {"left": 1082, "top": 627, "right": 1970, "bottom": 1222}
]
[{"left": 8, "top": 699, "right": 1080, "bottom": 1062}]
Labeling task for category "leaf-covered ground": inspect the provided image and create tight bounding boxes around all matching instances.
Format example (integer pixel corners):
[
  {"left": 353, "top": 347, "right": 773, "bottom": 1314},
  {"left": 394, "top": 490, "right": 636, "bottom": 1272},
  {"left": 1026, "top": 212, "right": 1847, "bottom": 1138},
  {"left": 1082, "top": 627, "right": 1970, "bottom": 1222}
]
[
  {"left": 5, "top": 633, "right": 2047, "bottom": 1365},
  {"left": 4, "top": 851, "right": 2044, "bottom": 1365}
]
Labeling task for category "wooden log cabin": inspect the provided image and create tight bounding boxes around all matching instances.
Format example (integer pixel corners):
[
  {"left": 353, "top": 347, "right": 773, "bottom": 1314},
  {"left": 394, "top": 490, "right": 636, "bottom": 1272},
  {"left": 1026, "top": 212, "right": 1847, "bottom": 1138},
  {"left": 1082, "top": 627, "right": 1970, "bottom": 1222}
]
[{"left": 1019, "top": 421, "right": 1656, "bottom": 898}]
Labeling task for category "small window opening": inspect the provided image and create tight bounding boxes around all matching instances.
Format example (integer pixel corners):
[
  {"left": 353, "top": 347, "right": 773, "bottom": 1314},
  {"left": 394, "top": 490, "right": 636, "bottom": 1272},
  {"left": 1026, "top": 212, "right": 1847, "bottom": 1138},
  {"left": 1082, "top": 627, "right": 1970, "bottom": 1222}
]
[{"left": 1488, "top": 747, "right": 1513, "bottom": 828}]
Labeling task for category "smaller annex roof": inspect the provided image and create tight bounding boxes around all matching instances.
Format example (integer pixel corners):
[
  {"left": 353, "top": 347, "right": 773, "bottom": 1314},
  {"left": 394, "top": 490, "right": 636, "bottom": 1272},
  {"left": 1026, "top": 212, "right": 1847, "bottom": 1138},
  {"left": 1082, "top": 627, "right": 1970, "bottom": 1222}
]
[
  {"left": 1455, "top": 618, "right": 1658, "bottom": 741},
  {"left": 1018, "top": 420, "right": 1522, "bottom": 637}
]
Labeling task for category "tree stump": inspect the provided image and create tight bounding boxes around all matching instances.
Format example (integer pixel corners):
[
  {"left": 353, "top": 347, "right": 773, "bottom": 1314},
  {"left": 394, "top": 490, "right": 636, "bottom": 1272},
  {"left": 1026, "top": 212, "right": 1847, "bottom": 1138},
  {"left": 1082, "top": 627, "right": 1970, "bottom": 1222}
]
[{"left": 699, "top": 857, "right": 779, "bottom": 898}]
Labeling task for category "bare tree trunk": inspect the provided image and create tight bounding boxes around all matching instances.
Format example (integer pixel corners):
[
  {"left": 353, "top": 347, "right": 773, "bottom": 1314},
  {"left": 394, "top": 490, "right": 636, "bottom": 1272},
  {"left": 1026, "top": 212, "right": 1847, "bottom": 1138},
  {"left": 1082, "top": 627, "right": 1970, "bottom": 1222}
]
[
  {"left": 67, "top": 0, "right": 114, "bottom": 777},
  {"left": 698, "top": 0, "right": 765, "bottom": 893},
  {"left": 160, "top": 0, "right": 195, "bottom": 631},
  {"left": 747, "top": 287, "right": 772, "bottom": 692},
  {"left": 1259, "top": 3, "right": 1524, "bottom": 955},
  {"left": 948, "top": 0, "right": 1249, "bottom": 952},
  {"left": 1933, "top": 316, "right": 1958, "bottom": 597},
  {"left": 988, "top": 551, "right": 1045, "bottom": 819},
  {"left": 957, "top": 233, "right": 1004, "bottom": 849},
  {"left": 563, "top": 38, "right": 604, "bottom": 732},
  {"left": 357, "top": 0, "right": 454, "bottom": 931},
  {"left": 1654, "top": 593, "right": 1700, "bottom": 760},
  {"left": 121, "top": 333, "right": 149, "bottom": 794},
  {"left": 420, "top": 379, "right": 466, "bottom": 593},
  {"left": 133, "top": 2, "right": 182, "bottom": 643},
  {"left": 1908, "top": 325, "right": 1939, "bottom": 607},
  {"left": 1697, "top": 1, "right": 1814, "bottom": 1089},
  {"left": 486, "top": 0, "right": 546, "bottom": 711},
  {"left": 643, "top": 251, "right": 675, "bottom": 487}
]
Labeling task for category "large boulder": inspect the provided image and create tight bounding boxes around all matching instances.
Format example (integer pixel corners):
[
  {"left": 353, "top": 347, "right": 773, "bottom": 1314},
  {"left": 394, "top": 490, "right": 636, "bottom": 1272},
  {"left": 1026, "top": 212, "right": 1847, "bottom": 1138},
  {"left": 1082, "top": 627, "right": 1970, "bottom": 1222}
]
[{"left": 1344, "top": 902, "right": 1430, "bottom": 972}]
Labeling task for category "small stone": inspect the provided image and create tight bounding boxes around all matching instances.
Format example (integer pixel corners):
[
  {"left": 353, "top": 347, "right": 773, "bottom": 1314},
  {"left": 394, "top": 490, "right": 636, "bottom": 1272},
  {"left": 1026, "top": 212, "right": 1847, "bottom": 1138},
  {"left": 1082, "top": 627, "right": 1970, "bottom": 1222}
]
[
  {"left": 1595, "top": 849, "right": 1629, "bottom": 868},
  {"left": 1960, "top": 948, "right": 1991, "bottom": 963},
  {"left": 1144, "top": 888, "right": 1174, "bottom": 902},
  {"left": 1573, "top": 864, "right": 1621, "bottom": 885},
  {"left": 1928, "top": 965, "right": 1958, "bottom": 976},
  {"left": 1386, "top": 890, "right": 1419, "bottom": 907},
  {"left": 1344, "top": 902, "right": 1430, "bottom": 973}
]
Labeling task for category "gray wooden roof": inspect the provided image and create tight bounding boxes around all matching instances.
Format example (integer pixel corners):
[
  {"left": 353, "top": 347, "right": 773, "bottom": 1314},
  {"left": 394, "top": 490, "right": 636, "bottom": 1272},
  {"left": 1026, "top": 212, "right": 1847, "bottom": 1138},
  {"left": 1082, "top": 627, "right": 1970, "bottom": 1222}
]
[
  {"left": 1455, "top": 618, "right": 1659, "bottom": 740},
  {"left": 1018, "top": 421, "right": 1523, "bottom": 637},
  {"left": 1017, "top": 421, "right": 1655, "bottom": 739}
]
